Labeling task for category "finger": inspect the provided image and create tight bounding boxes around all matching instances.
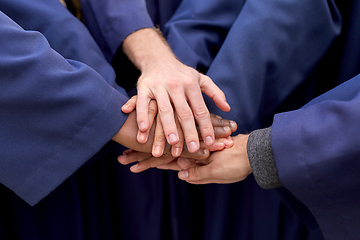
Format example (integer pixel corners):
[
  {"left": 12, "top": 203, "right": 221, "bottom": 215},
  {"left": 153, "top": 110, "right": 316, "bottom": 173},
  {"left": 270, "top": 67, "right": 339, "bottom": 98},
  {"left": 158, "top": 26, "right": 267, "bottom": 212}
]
[
  {"left": 204, "top": 138, "right": 233, "bottom": 152},
  {"left": 118, "top": 150, "right": 151, "bottom": 165},
  {"left": 121, "top": 95, "right": 137, "bottom": 113},
  {"left": 179, "top": 144, "right": 209, "bottom": 159},
  {"left": 182, "top": 81, "right": 215, "bottom": 147},
  {"left": 156, "top": 159, "right": 182, "bottom": 171},
  {"left": 210, "top": 113, "right": 237, "bottom": 132},
  {"left": 178, "top": 163, "right": 215, "bottom": 182},
  {"left": 224, "top": 136, "right": 234, "bottom": 148},
  {"left": 136, "top": 87, "right": 152, "bottom": 134},
  {"left": 213, "top": 125, "right": 232, "bottom": 139},
  {"left": 179, "top": 138, "right": 231, "bottom": 161},
  {"left": 156, "top": 90, "right": 179, "bottom": 145},
  {"left": 171, "top": 113, "right": 184, "bottom": 157},
  {"left": 170, "top": 93, "right": 200, "bottom": 153},
  {"left": 152, "top": 115, "right": 166, "bottom": 157},
  {"left": 177, "top": 157, "right": 196, "bottom": 169},
  {"left": 199, "top": 74, "right": 231, "bottom": 112},
  {"left": 137, "top": 99, "right": 158, "bottom": 143},
  {"left": 131, "top": 155, "right": 177, "bottom": 173}
]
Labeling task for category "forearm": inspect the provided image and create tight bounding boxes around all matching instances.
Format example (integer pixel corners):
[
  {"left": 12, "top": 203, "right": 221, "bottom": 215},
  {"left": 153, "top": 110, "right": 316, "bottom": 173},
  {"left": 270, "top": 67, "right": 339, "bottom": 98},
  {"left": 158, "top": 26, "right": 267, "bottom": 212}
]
[
  {"left": 122, "top": 28, "right": 176, "bottom": 72},
  {"left": 112, "top": 110, "right": 156, "bottom": 153}
]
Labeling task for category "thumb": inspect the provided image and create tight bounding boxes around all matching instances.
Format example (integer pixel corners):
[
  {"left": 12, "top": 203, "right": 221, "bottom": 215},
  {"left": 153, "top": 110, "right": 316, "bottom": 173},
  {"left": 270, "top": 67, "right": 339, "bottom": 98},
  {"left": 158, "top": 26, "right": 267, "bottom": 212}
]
[{"left": 178, "top": 163, "right": 213, "bottom": 182}]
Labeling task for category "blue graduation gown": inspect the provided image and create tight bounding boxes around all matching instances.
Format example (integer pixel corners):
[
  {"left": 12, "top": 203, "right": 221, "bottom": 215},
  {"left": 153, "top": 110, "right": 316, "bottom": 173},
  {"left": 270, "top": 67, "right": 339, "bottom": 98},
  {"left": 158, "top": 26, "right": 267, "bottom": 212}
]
[
  {"left": 0, "top": 1, "right": 172, "bottom": 239},
  {"left": 272, "top": 73, "right": 360, "bottom": 240},
  {"left": 0, "top": 8, "right": 128, "bottom": 207},
  {"left": 163, "top": 0, "right": 360, "bottom": 239}
]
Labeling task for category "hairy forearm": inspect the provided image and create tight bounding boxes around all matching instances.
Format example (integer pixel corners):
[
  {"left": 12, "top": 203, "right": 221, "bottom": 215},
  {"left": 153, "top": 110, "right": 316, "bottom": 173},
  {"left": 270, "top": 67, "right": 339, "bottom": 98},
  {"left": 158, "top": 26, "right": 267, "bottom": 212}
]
[{"left": 122, "top": 28, "right": 175, "bottom": 72}]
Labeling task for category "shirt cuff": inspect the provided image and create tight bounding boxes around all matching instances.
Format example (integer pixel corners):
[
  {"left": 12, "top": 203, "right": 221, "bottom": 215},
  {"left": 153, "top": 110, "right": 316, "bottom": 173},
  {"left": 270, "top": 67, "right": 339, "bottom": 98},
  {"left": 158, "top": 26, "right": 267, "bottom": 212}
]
[{"left": 247, "top": 127, "right": 283, "bottom": 189}]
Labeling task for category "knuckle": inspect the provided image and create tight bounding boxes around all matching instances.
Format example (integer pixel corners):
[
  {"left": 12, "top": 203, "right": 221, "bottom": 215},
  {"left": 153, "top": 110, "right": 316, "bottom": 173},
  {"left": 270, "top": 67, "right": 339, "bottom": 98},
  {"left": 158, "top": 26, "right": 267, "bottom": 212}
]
[
  {"left": 168, "top": 79, "right": 181, "bottom": 90},
  {"left": 148, "top": 104, "right": 157, "bottom": 115},
  {"left": 177, "top": 108, "right": 193, "bottom": 122},
  {"left": 194, "top": 108, "right": 209, "bottom": 119},
  {"left": 218, "top": 118, "right": 225, "bottom": 126},
  {"left": 158, "top": 105, "right": 173, "bottom": 114}
]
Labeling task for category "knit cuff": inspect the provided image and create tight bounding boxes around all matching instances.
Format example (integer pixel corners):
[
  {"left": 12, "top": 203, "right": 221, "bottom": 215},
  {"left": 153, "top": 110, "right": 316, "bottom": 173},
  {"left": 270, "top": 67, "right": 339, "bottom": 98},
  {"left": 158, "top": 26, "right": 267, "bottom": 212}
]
[{"left": 247, "top": 127, "right": 283, "bottom": 189}]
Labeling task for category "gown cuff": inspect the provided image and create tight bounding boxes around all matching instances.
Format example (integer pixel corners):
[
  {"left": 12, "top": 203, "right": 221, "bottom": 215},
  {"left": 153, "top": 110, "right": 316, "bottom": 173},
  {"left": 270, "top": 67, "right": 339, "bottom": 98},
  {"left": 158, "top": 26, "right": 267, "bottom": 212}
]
[{"left": 247, "top": 127, "right": 283, "bottom": 189}]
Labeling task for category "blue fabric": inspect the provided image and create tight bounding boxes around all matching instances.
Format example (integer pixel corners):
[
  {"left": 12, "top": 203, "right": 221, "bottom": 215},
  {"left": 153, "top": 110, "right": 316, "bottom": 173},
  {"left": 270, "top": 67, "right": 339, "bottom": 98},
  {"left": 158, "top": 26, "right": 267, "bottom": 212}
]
[
  {"left": 80, "top": 0, "right": 154, "bottom": 62},
  {"left": 0, "top": 142, "right": 168, "bottom": 240},
  {"left": 272, "top": 75, "right": 360, "bottom": 240},
  {"left": 146, "top": 0, "right": 182, "bottom": 31},
  {"left": 0, "top": 9, "right": 128, "bottom": 206},
  {"left": 0, "top": 1, "right": 175, "bottom": 239},
  {"left": 164, "top": 0, "right": 359, "bottom": 239},
  {"left": 164, "top": 0, "right": 245, "bottom": 70}
]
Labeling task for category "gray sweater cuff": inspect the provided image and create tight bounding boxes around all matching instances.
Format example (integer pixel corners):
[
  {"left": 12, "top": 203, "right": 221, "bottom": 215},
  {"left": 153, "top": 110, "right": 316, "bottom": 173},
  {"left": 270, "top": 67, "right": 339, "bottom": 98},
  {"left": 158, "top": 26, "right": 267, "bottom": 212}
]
[{"left": 247, "top": 127, "right": 283, "bottom": 189}]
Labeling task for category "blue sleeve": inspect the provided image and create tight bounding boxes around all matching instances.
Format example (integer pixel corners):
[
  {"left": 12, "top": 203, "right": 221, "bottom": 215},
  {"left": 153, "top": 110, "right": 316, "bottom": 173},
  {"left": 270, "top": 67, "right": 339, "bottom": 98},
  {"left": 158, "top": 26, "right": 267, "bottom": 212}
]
[
  {"left": 80, "top": 0, "right": 154, "bottom": 62},
  {"left": 271, "top": 74, "right": 360, "bottom": 239},
  {"left": 201, "top": 0, "right": 341, "bottom": 134},
  {"left": 0, "top": 11, "right": 128, "bottom": 206},
  {"left": 0, "top": 0, "right": 127, "bottom": 95},
  {"left": 164, "top": 0, "right": 244, "bottom": 69},
  {"left": 192, "top": 0, "right": 341, "bottom": 229}
]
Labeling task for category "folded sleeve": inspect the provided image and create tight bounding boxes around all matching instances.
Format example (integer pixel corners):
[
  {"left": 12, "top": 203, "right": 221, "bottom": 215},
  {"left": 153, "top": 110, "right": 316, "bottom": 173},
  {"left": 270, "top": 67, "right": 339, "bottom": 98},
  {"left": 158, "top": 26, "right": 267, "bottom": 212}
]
[
  {"left": 271, "top": 74, "right": 360, "bottom": 239},
  {"left": 0, "top": 12, "right": 128, "bottom": 206}
]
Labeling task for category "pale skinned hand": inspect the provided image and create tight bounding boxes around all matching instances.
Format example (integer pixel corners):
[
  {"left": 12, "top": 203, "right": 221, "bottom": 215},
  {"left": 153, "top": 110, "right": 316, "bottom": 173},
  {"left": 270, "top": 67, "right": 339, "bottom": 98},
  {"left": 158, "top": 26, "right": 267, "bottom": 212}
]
[
  {"left": 176, "top": 134, "right": 253, "bottom": 184},
  {"left": 122, "top": 96, "right": 237, "bottom": 157},
  {"left": 122, "top": 28, "right": 231, "bottom": 153}
]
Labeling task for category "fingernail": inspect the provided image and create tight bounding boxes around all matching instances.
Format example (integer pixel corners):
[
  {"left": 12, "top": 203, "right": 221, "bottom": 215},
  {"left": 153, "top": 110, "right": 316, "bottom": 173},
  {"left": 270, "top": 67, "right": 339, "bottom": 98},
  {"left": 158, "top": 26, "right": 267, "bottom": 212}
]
[
  {"left": 168, "top": 133, "right": 178, "bottom": 144},
  {"left": 213, "top": 142, "right": 225, "bottom": 149},
  {"left": 153, "top": 145, "right": 163, "bottom": 157},
  {"left": 224, "top": 139, "right": 233, "bottom": 146},
  {"left": 230, "top": 121, "right": 237, "bottom": 130},
  {"left": 202, "top": 149, "right": 209, "bottom": 155},
  {"left": 178, "top": 158, "right": 190, "bottom": 168},
  {"left": 205, "top": 136, "right": 214, "bottom": 146},
  {"left": 189, "top": 141, "right": 198, "bottom": 153},
  {"left": 172, "top": 147, "right": 181, "bottom": 157},
  {"left": 138, "top": 132, "right": 147, "bottom": 142},
  {"left": 179, "top": 170, "right": 189, "bottom": 179},
  {"left": 139, "top": 122, "right": 146, "bottom": 131},
  {"left": 124, "top": 149, "right": 132, "bottom": 154},
  {"left": 130, "top": 163, "right": 138, "bottom": 171},
  {"left": 223, "top": 126, "right": 230, "bottom": 132}
]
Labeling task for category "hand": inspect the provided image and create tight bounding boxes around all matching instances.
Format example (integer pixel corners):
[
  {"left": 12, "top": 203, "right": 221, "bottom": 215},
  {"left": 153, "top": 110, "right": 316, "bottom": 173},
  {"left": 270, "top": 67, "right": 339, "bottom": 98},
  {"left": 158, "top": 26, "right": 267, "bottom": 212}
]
[
  {"left": 177, "top": 134, "right": 253, "bottom": 184},
  {"left": 118, "top": 138, "right": 234, "bottom": 173},
  {"left": 114, "top": 99, "right": 211, "bottom": 164},
  {"left": 117, "top": 114, "right": 237, "bottom": 172},
  {"left": 122, "top": 96, "right": 237, "bottom": 157},
  {"left": 122, "top": 28, "right": 230, "bottom": 153}
]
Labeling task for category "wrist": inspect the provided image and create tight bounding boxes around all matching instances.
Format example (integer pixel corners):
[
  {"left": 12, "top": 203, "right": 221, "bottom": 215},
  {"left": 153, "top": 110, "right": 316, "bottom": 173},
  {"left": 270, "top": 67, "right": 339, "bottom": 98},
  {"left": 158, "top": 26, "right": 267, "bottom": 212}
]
[{"left": 122, "top": 28, "right": 175, "bottom": 72}]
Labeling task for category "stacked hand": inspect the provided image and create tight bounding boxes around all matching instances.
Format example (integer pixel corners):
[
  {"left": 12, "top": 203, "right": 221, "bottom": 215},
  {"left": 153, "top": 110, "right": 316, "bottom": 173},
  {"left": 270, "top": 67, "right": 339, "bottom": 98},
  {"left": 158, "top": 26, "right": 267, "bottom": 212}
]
[
  {"left": 119, "top": 95, "right": 237, "bottom": 172},
  {"left": 118, "top": 27, "right": 251, "bottom": 185},
  {"left": 122, "top": 28, "right": 231, "bottom": 155}
]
